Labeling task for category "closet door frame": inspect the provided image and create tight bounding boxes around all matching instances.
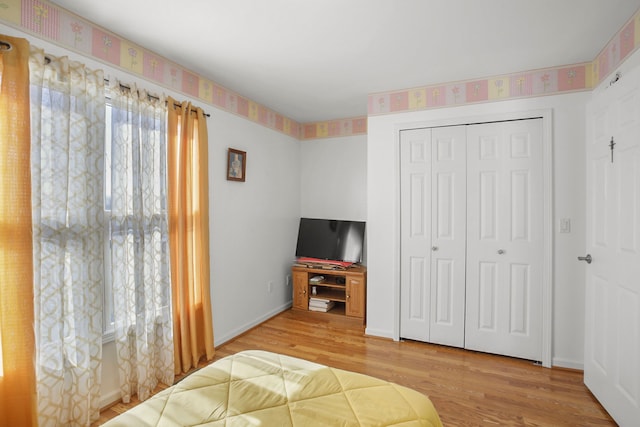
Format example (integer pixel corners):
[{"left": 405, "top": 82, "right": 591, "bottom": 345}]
[{"left": 393, "top": 109, "right": 553, "bottom": 368}]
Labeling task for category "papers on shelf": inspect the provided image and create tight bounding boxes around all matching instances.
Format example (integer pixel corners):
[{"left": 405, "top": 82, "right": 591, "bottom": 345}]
[{"left": 308, "top": 297, "right": 335, "bottom": 312}]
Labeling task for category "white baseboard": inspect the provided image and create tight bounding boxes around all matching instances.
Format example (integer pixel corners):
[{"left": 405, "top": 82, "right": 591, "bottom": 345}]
[
  {"left": 552, "top": 357, "right": 584, "bottom": 371},
  {"left": 100, "top": 389, "right": 122, "bottom": 411},
  {"left": 364, "top": 327, "right": 395, "bottom": 340},
  {"left": 214, "top": 302, "right": 292, "bottom": 347}
]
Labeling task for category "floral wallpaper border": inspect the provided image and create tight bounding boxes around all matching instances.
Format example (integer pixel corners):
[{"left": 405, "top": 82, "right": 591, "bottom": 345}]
[
  {"left": 369, "top": 9, "right": 640, "bottom": 116},
  {"left": 302, "top": 117, "right": 368, "bottom": 140},
  {"left": 2, "top": 1, "right": 640, "bottom": 139},
  {"left": 0, "top": 0, "right": 302, "bottom": 138},
  {"left": 369, "top": 62, "right": 592, "bottom": 115}
]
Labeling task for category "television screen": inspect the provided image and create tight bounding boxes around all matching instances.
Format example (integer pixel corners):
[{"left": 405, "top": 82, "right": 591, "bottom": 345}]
[{"left": 295, "top": 218, "right": 366, "bottom": 263}]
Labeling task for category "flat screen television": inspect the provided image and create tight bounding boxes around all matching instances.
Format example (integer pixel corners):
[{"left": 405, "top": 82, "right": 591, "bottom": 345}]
[{"left": 295, "top": 218, "right": 366, "bottom": 264}]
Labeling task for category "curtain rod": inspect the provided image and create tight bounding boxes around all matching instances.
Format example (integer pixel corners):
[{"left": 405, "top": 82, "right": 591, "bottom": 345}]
[
  {"left": 40, "top": 53, "right": 209, "bottom": 118},
  {"left": 106, "top": 79, "right": 210, "bottom": 117}
]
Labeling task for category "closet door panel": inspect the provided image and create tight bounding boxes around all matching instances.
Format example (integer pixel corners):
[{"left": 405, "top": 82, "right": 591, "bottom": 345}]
[
  {"left": 400, "top": 128, "right": 432, "bottom": 342},
  {"left": 429, "top": 126, "right": 466, "bottom": 347},
  {"left": 478, "top": 261, "right": 498, "bottom": 331},
  {"left": 479, "top": 171, "right": 498, "bottom": 240},
  {"left": 466, "top": 119, "right": 544, "bottom": 362},
  {"left": 434, "top": 258, "right": 454, "bottom": 324},
  {"left": 509, "top": 263, "right": 531, "bottom": 335}
]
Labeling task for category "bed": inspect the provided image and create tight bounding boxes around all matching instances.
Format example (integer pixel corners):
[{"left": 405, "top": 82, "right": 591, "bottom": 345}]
[{"left": 102, "top": 350, "right": 443, "bottom": 426}]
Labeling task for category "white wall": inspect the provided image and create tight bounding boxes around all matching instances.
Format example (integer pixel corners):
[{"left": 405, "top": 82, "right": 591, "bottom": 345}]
[
  {"left": 0, "top": 23, "right": 301, "bottom": 407},
  {"left": 210, "top": 114, "right": 300, "bottom": 345},
  {"left": 299, "top": 135, "right": 368, "bottom": 264},
  {"left": 300, "top": 135, "right": 367, "bottom": 221},
  {"left": 366, "top": 92, "right": 589, "bottom": 369}
]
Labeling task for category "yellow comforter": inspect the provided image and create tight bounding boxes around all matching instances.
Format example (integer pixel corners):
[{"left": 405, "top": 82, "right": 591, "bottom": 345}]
[{"left": 103, "top": 350, "right": 443, "bottom": 426}]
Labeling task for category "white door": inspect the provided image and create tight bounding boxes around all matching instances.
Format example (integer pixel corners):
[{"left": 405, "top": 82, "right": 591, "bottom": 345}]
[
  {"left": 428, "top": 126, "right": 467, "bottom": 347},
  {"left": 400, "top": 128, "right": 433, "bottom": 342},
  {"left": 585, "top": 68, "right": 640, "bottom": 426},
  {"left": 465, "top": 119, "right": 544, "bottom": 362},
  {"left": 400, "top": 126, "right": 467, "bottom": 346}
]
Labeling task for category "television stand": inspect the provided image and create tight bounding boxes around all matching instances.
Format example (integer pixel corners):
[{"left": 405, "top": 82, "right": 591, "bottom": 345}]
[{"left": 292, "top": 263, "right": 366, "bottom": 323}]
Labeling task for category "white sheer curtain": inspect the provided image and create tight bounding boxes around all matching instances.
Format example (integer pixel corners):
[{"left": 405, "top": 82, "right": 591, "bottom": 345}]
[
  {"left": 108, "top": 81, "right": 174, "bottom": 403},
  {"left": 29, "top": 47, "right": 105, "bottom": 426}
]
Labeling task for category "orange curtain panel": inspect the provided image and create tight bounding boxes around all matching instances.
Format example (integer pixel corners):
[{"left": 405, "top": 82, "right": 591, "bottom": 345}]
[
  {"left": 0, "top": 35, "right": 37, "bottom": 427},
  {"left": 167, "top": 97, "right": 214, "bottom": 374}
]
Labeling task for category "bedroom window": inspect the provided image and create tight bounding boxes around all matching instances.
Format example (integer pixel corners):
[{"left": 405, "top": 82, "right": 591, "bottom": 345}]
[
  {"left": 102, "top": 87, "right": 173, "bottom": 359},
  {"left": 103, "top": 103, "right": 115, "bottom": 341}
]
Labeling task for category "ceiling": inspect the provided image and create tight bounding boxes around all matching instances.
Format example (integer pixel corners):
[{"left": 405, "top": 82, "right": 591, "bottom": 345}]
[{"left": 48, "top": 0, "right": 640, "bottom": 123}]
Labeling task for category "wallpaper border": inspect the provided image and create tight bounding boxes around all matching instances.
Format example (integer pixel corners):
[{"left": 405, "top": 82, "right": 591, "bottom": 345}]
[
  {"left": 368, "top": 9, "right": 640, "bottom": 117},
  {"left": 0, "top": 0, "right": 302, "bottom": 138},
  {"left": 2, "top": 1, "right": 639, "bottom": 140}
]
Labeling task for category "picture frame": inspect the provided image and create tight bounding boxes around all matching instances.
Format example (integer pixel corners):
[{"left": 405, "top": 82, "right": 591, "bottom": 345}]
[{"left": 227, "top": 148, "right": 246, "bottom": 182}]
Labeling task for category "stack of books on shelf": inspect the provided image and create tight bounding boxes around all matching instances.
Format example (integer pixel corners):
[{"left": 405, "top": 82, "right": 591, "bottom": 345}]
[{"left": 308, "top": 297, "right": 335, "bottom": 312}]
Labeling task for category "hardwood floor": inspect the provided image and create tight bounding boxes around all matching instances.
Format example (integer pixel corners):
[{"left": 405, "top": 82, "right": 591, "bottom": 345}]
[{"left": 95, "top": 309, "right": 615, "bottom": 426}]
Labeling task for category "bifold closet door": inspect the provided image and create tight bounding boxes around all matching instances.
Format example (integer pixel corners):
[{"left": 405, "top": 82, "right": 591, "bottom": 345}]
[
  {"left": 400, "top": 126, "right": 467, "bottom": 347},
  {"left": 465, "top": 119, "right": 544, "bottom": 362},
  {"left": 400, "top": 128, "right": 432, "bottom": 342}
]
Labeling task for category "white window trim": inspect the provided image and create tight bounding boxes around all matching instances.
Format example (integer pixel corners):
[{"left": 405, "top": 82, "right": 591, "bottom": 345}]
[{"left": 103, "top": 103, "right": 115, "bottom": 344}]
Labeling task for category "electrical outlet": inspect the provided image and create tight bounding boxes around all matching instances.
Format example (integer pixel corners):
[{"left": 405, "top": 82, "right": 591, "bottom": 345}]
[
  {"left": 268, "top": 281, "right": 273, "bottom": 293},
  {"left": 559, "top": 218, "right": 571, "bottom": 233},
  {"left": 286, "top": 275, "right": 291, "bottom": 287}
]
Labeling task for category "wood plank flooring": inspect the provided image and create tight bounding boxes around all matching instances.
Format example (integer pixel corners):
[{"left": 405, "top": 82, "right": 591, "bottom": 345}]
[{"left": 94, "top": 309, "right": 615, "bottom": 426}]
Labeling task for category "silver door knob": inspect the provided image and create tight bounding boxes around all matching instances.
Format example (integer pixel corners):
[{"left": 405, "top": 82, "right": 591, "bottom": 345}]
[
  {"left": 578, "top": 254, "right": 592, "bottom": 264},
  {"left": 432, "top": 246, "right": 438, "bottom": 251},
  {"left": 497, "top": 249, "right": 505, "bottom": 255}
]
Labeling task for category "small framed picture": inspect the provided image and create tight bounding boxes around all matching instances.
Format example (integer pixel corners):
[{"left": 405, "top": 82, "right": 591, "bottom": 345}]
[{"left": 227, "top": 148, "right": 246, "bottom": 182}]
